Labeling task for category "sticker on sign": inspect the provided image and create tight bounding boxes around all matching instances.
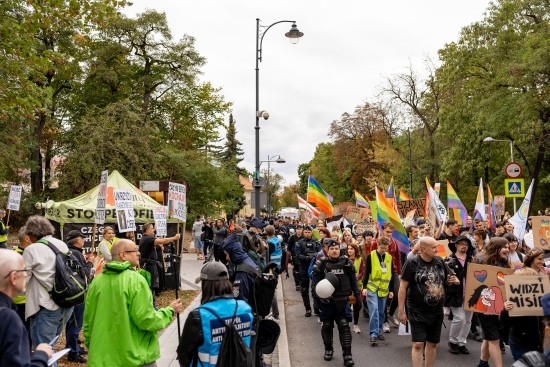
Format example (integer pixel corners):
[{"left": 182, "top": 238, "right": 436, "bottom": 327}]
[{"left": 505, "top": 162, "right": 522, "bottom": 178}]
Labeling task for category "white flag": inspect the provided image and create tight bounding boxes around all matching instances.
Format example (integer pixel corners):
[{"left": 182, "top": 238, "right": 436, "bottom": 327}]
[{"left": 508, "top": 179, "right": 534, "bottom": 244}]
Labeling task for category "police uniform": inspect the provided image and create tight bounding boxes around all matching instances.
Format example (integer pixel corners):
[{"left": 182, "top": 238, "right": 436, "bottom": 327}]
[
  {"left": 312, "top": 254, "right": 360, "bottom": 367},
  {"left": 288, "top": 231, "right": 303, "bottom": 289},
  {"left": 295, "top": 232, "right": 320, "bottom": 315}
]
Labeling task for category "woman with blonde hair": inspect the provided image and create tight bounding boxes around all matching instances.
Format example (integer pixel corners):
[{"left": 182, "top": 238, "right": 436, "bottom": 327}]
[
  {"left": 523, "top": 248, "right": 550, "bottom": 276},
  {"left": 94, "top": 226, "right": 118, "bottom": 273}
]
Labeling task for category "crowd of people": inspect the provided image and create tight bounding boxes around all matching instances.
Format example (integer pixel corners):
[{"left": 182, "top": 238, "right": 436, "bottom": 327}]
[{"left": 2, "top": 209, "right": 550, "bottom": 367}]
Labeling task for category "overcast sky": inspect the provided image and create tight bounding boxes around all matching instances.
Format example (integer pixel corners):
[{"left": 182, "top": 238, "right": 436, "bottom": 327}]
[{"left": 125, "top": 1, "right": 491, "bottom": 186}]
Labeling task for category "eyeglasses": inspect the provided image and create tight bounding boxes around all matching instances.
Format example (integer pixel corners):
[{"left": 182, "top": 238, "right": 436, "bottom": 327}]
[
  {"left": 123, "top": 250, "right": 139, "bottom": 254},
  {"left": 4, "top": 268, "right": 30, "bottom": 279}
]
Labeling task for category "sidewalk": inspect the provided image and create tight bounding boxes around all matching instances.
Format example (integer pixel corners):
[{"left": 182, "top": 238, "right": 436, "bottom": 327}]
[{"left": 157, "top": 253, "right": 290, "bottom": 367}]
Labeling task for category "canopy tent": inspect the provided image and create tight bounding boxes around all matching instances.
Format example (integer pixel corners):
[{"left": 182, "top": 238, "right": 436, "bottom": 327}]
[{"left": 45, "top": 170, "right": 179, "bottom": 225}]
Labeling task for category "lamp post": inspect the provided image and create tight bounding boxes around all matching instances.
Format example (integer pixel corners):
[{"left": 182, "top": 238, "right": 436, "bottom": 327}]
[
  {"left": 260, "top": 155, "right": 286, "bottom": 217},
  {"left": 407, "top": 128, "right": 413, "bottom": 197},
  {"left": 254, "top": 18, "right": 303, "bottom": 220},
  {"left": 483, "top": 136, "right": 516, "bottom": 212}
]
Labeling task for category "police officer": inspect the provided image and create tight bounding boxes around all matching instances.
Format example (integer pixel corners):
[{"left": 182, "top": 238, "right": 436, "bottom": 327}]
[
  {"left": 295, "top": 226, "right": 321, "bottom": 317},
  {"left": 288, "top": 225, "right": 304, "bottom": 291},
  {"left": 312, "top": 240, "right": 360, "bottom": 367}
]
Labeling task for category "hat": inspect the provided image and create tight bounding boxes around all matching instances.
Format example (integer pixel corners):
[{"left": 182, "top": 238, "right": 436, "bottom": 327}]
[
  {"left": 542, "top": 293, "right": 550, "bottom": 316},
  {"left": 66, "top": 230, "right": 84, "bottom": 242},
  {"left": 449, "top": 235, "right": 475, "bottom": 254},
  {"left": 296, "top": 224, "right": 304, "bottom": 229},
  {"left": 257, "top": 319, "right": 281, "bottom": 354},
  {"left": 303, "top": 225, "right": 312, "bottom": 231},
  {"left": 250, "top": 220, "right": 265, "bottom": 229},
  {"left": 195, "top": 262, "right": 229, "bottom": 284}
]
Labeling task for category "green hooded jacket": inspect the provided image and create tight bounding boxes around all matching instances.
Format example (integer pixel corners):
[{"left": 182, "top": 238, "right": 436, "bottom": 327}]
[{"left": 83, "top": 261, "right": 174, "bottom": 367}]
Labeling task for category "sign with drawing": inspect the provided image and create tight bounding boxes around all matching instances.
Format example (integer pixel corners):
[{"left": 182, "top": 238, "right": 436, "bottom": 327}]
[{"left": 464, "top": 263, "right": 514, "bottom": 315}]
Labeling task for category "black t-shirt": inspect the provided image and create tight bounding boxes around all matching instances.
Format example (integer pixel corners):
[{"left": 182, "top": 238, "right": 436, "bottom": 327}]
[
  {"left": 437, "top": 231, "right": 457, "bottom": 243},
  {"left": 139, "top": 235, "right": 157, "bottom": 261},
  {"left": 401, "top": 255, "right": 448, "bottom": 316}
]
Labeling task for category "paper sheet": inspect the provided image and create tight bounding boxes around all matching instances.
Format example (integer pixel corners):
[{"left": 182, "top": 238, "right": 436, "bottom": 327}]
[{"left": 48, "top": 348, "right": 70, "bottom": 366}]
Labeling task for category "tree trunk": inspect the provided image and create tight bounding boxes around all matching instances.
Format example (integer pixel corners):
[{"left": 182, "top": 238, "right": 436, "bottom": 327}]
[{"left": 31, "top": 112, "right": 47, "bottom": 198}]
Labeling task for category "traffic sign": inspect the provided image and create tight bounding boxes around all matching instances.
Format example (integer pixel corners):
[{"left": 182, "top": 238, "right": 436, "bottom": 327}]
[
  {"left": 505, "top": 162, "right": 522, "bottom": 178},
  {"left": 504, "top": 178, "right": 525, "bottom": 198}
]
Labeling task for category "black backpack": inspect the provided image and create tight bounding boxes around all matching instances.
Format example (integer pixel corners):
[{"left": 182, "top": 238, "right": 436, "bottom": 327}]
[
  {"left": 198, "top": 302, "right": 254, "bottom": 367},
  {"left": 37, "top": 239, "right": 88, "bottom": 307},
  {"left": 235, "top": 263, "right": 278, "bottom": 317}
]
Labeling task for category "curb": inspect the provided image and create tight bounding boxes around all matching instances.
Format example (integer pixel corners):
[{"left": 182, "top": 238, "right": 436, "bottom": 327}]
[{"left": 276, "top": 278, "right": 291, "bottom": 367}]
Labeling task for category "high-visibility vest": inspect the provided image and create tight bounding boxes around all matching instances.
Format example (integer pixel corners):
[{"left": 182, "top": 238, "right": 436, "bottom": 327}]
[
  {"left": 0, "top": 220, "right": 7, "bottom": 243},
  {"left": 366, "top": 251, "right": 392, "bottom": 297}
]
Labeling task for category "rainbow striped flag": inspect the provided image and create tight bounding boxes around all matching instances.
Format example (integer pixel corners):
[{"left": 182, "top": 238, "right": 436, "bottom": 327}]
[
  {"left": 307, "top": 175, "right": 333, "bottom": 216},
  {"left": 397, "top": 189, "right": 411, "bottom": 202},
  {"left": 354, "top": 190, "right": 370, "bottom": 208},
  {"left": 375, "top": 186, "right": 410, "bottom": 253},
  {"left": 446, "top": 181, "right": 468, "bottom": 226},
  {"left": 386, "top": 177, "right": 395, "bottom": 199},
  {"left": 487, "top": 185, "right": 497, "bottom": 232}
]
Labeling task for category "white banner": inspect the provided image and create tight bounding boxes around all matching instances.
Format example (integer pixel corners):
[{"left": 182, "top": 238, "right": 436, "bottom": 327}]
[
  {"left": 7, "top": 185, "right": 22, "bottom": 211},
  {"left": 508, "top": 179, "right": 534, "bottom": 244},
  {"left": 428, "top": 186, "right": 448, "bottom": 224},
  {"left": 168, "top": 182, "right": 187, "bottom": 222},
  {"left": 95, "top": 170, "right": 108, "bottom": 225},
  {"left": 113, "top": 189, "right": 136, "bottom": 232},
  {"left": 153, "top": 206, "right": 168, "bottom": 236}
]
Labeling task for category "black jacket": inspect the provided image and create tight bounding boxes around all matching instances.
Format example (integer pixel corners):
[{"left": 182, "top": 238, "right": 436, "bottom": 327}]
[
  {"left": 0, "top": 292, "right": 49, "bottom": 367},
  {"left": 444, "top": 253, "right": 473, "bottom": 307},
  {"left": 67, "top": 244, "right": 93, "bottom": 279}
]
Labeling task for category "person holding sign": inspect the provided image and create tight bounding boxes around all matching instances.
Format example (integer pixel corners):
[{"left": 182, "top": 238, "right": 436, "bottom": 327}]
[{"left": 474, "top": 237, "right": 512, "bottom": 367}]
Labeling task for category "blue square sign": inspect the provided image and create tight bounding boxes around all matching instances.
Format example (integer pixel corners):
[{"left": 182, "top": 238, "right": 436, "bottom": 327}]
[{"left": 504, "top": 179, "right": 524, "bottom": 198}]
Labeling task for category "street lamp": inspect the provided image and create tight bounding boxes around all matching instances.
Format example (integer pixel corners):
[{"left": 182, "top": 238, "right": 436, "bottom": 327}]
[
  {"left": 483, "top": 136, "right": 516, "bottom": 212},
  {"left": 260, "top": 155, "right": 286, "bottom": 216},
  {"left": 254, "top": 18, "right": 303, "bottom": 220}
]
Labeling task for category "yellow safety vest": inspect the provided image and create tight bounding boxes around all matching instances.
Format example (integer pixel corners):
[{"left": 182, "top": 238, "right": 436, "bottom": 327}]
[
  {"left": 0, "top": 220, "right": 7, "bottom": 243},
  {"left": 366, "top": 251, "right": 392, "bottom": 297},
  {"left": 99, "top": 237, "right": 119, "bottom": 257},
  {"left": 13, "top": 247, "right": 26, "bottom": 304}
]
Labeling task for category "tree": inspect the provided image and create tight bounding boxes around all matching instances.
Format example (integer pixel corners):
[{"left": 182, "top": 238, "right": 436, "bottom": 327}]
[
  {"left": 221, "top": 114, "right": 244, "bottom": 165},
  {"left": 279, "top": 182, "right": 301, "bottom": 208}
]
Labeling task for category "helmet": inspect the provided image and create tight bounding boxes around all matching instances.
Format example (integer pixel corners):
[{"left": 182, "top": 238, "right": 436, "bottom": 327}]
[
  {"left": 277, "top": 235, "right": 283, "bottom": 244},
  {"left": 315, "top": 272, "right": 339, "bottom": 299}
]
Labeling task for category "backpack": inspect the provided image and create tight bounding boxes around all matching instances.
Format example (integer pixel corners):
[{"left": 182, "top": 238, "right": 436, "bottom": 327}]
[
  {"left": 37, "top": 239, "right": 88, "bottom": 308},
  {"left": 236, "top": 263, "right": 278, "bottom": 317},
  {"left": 198, "top": 302, "right": 254, "bottom": 367}
]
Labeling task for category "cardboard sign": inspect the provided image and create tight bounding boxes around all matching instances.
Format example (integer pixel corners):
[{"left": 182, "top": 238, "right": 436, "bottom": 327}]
[
  {"left": 153, "top": 206, "right": 168, "bottom": 236},
  {"left": 464, "top": 263, "right": 514, "bottom": 315},
  {"left": 353, "top": 222, "right": 377, "bottom": 236},
  {"left": 436, "top": 239, "right": 452, "bottom": 258},
  {"left": 425, "top": 202, "right": 439, "bottom": 236},
  {"left": 505, "top": 275, "right": 550, "bottom": 316},
  {"left": 396, "top": 198, "right": 426, "bottom": 218},
  {"left": 532, "top": 216, "right": 550, "bottom": 251},
  {"left": 7, "top": 185, "right": 22, "bottom": 211},
  {"left": 494, "top": 195, "right": 505, "bottom": 218},
  {"left": 345, "top": 206, "right": 371, "bottom": 222},
  {"left": 168, "top": 182, "right": 187, "bottom": 222},
  {"left": 113, "top": 189, "right": 136, "bottom": 232},
  {"left": 95, "top": 170, "right": 108, "bottom": 225}
]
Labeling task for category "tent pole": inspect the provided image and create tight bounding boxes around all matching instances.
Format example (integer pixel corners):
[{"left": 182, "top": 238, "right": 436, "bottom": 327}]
[{"left": 91, "top": 223, "right": 97, "bottom": 253}]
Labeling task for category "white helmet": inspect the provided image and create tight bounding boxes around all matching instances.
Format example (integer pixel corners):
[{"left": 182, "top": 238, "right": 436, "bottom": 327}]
[
  {"left": 277, "top": 235, "right": 283, "bottom": 244},
  {"left": 315, "top": 273, "right": 339, "bottom": 299}
]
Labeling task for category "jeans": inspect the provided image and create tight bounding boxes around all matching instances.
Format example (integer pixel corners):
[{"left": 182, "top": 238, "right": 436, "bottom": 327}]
[
  {"left": 65, "top": 303, "right": 84, "bottom": 357},
  {"left": 30, "top": 306, "right": 73, "bottom": 367},
  {"left": 367, "top": 291, "right": 386, "bottom": 337},
  {"left": 449, "top": 306, "right": 473, "bottom": 346}
]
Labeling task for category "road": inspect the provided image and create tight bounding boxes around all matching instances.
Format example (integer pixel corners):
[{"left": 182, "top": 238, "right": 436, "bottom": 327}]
[{"left": 282, "top": 268, "right": 515, "bottom": 367}]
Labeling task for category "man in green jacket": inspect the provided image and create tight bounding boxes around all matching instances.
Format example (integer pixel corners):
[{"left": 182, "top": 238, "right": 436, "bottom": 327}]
[{"left": 84, "top": 239, "right": 183, "bottom": 367}]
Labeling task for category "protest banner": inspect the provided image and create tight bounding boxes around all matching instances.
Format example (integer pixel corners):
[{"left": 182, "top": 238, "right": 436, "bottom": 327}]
[
  {"left": 464, "top": 263, "right": 514, "bottom": 315},
  {"left": 153, "top": 206, "right": 168, "bottom": 236},
  {"left": 532, "top": 216, "right": 550, "bottom": 251},
  {"left": 95, "top": 170, "right": 108, "bottom": 225},
  {"left": 113, "top": 189, "right": 136, "bottom": 232},
  {"left": 505, "top": 275, "right": 550, "bottom": 316},
  {"left": 345, "top": 206, "right": 371, "bottom": 222},
  {"left": 425, "top": 201, "right": 439, "bottom": 235},
  {"left": 353, "top": 221, "right": 377, "bottom": 236},
  {"left": 168, "top": 182, "right": 187, "bottom": 222},
  {"left": 396, "top": 198, "right": 426, "bottom": 218},
  {"left": 494, "top": 195, "right": 505, "bottom": 218},
  {"left": 436, "top": 239, "right": 452, "bottom": 258},
  {"left": 7, "top": 185, "right": 22, "bottom": 211}
]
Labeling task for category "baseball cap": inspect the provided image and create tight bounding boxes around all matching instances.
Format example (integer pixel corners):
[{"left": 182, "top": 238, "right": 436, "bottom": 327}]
[
  {"left": 250, "top": 220, "right": 265, "bottom": 229},
  {"left": 195, "top": 262, "right": 229, "bottom": 283},
  {"left": 66, "top": 230, "right": 84, "bottom": 242}
]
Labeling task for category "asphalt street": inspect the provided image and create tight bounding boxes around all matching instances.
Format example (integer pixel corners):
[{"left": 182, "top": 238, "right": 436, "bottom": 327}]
[{"left": 282, "top": 267, "right": 515, "bottom": 367}]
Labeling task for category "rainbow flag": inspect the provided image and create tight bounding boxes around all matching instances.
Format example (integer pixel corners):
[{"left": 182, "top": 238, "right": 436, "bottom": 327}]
[
  {"left": 386, "top": 177, "right": 395, "bottom": 199},
  {"left": 307, "top": 175, "right": 333, "bottom": 216},
  {"left": 487, "top": 185, "right": 497, "bottom": 232},
  {"left": 354, "top": 190, "right": 370, "bottom": 208},
  {"left": 473, "top": 178, "right": 486, "bottom": 220},
  {"left": 375, "top": 186, "right": 410, "bottom": 253},
  {"left": 446, "top": 181, "right": 468, "bottom": 226},
  {"left": 397, "top": 189, "right": 411, "bottom": 202}
]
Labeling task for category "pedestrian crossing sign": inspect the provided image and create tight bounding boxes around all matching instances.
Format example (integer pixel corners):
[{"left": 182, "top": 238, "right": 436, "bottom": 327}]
[{"left": 504, "top": 178, "right": 525, "bottom": 198}]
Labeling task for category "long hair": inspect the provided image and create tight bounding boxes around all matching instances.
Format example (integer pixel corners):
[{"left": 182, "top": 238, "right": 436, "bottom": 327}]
[
  {"left": 524, "top": 248, "right": 545, "bottom": 269},
  {"left": 467, "top": 284, "right": 488, "bottom": 308},
  {"left": 201, "top": 279, "right": 233, "bottom": 304},
  {"left": 347, "top": 243, "right": 361, "bottom": 258},
  {"left": 482, "top": 237, "right": 511, "bottom": 268}
]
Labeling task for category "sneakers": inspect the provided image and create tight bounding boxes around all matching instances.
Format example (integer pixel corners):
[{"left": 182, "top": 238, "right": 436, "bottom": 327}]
[
  {"left": 448, "top": 341, "right": 459, "bottom": 354},
  {"left": 388, "top": 315, "right": 399, "bottom": 326},
  {"left": 370, "top": 336, "right": 378, "bottom": 346},
  {"left": 313, "top": 305, "right": 320, "bottom": 316},
  {"left": 458, "top": 345, "right": 470, "bottom": 354},
  {"left": 79, "top": 347, "right": 88, "bottom": 355},
  {"left": 377, "top": 334, "right": 385, "bottom": 341},
  {"left": 324, "top": 349, "right": 333, "bottom": 361},
  {"left": 305, "top": 309, "right": 312, "bottom": 317},
  {"left": 382, "top": 322, "right": 390, "bottom": 333},
  {"left": 353, "top": 324, "right": 361, "bottom": 334}
]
